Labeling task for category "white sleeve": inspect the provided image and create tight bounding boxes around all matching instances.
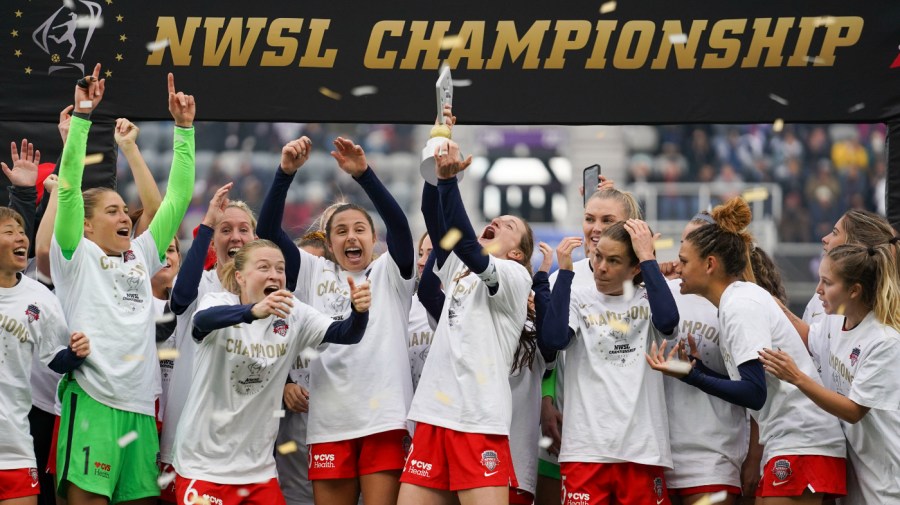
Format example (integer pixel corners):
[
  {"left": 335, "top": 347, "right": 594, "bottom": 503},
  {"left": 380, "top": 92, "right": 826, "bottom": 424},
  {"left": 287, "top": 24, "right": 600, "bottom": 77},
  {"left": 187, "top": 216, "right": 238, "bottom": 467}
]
[
  {"left": 295, "top": 246, "right": 326, "bottom": 302},
  {"left": 294, "top": 299, "right": 342, "bottom": 349},
  {"left": 37, "top": 294, "right": 71, "bottom": 367},
  {"left": 133, "top": 232, "right": 164, "bottom": 276},
  {"left": 848, "top": 335, "right": 900, "bottom": 411},
  {"left": 485, "top": 256, "right": 532, "bottom": 314},
  {"left": 721, "top": 298, "right": 770, "bottom": 366},
  {"left": 806, "top": 318, "right": 830, "bottom": 364},
  {"left": 435, "top": 253, "right": 461, "bottom": 287}
]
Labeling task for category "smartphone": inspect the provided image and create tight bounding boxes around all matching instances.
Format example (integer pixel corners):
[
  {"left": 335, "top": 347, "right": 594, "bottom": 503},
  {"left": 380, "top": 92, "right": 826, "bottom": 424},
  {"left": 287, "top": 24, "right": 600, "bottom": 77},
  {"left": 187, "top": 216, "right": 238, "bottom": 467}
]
[
  {"left": 436, "top": 65, "right": 453, "bottom": 124},
  {"left": 583, "top": 164, "right": 601, "bottom": 207}
]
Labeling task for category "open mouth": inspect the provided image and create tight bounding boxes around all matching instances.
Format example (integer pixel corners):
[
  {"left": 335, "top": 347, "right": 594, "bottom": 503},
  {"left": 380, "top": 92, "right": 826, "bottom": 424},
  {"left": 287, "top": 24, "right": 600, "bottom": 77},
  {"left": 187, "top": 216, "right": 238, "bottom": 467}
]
[
  {"left": 263, "top": 285, "right": 279, "bottom": 296},
  {"left": 345, "top": 247, "right": 362, "bottom": 260},
  {"left": 481, "top": 226, "right": 496, "bottom": 240},
  {"left": 227, "top": 247, "right": 240, "bottom": 258},
  {"left": 116, "top": 227, "right": 130, "bottom": 237},
  {"left": 13, "top": 247, "right": 26, "bottom": 258}
]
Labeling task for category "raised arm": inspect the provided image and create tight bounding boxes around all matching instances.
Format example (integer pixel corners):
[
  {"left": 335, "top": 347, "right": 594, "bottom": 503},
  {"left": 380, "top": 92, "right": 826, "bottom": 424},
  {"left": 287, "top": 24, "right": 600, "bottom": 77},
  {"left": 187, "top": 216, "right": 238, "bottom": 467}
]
[
  {"left": 533, "top": 241, "right": 557, "bottom": 363},
  {"left": 433, "top": 141, "right": 487, "bottom": 277},
  {"left": 331, "top": 137, "right": 415, "bottom": 279},
  {"left": 421, "top": 182, "right": 449, "bottom": 269},
  {"left": 625, "top": 219, "right": 679, "bottom": 335},
  {"left": 35, "top": 176, "right": 58, "bottom": 281},
  {"left": 540, "top": 237, "right": 582, "bottom": 351},
  {"left": 2, "top": 139, "right": 40, "bottom": 249},
  {"left": 114, "top": 118, "right": 161, "bottom": 237},
  {"left": 417, "top": 251, "right": 444, "bottom": 321},
  {"left": 146, "top": 73, "right": 195, "bottom": 262}
]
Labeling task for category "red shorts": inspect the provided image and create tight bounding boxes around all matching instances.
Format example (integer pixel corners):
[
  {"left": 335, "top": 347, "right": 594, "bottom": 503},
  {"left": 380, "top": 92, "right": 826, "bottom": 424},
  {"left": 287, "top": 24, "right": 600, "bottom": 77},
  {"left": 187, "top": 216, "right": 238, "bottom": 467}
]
[
  {"left": 158, "top": 463, "right": 177, "bottom": 503},
  {"left": 0, "top": 468, "right": 41, "bottom": 499},
  {"left": 45, "top": 415, "right": 60, "bottom": 475},
  {"left": 560, "top": 462, "right": 670, "bottom": 505},
  {"left": 669, "top": 484, "right": 741, "bottom": 497},
  {"left": 756, "top": 455, "right": 846, "bottom": 498},
  {"left": 175, "top": 474, "right": 285, "bottom": 505},
  {"left": 399, "top": 422, "right": 518, "bottom": 492},
  {"left": 509, "top": 487, "right": 534, "bottom": 504},
  {"left": 307, "top": 429, "right": 410, "bottom": 480}
]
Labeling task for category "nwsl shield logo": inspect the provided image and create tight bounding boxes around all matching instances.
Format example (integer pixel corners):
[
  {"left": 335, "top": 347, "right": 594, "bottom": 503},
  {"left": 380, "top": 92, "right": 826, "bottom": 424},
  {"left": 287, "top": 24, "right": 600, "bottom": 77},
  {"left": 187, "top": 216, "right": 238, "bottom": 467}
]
[
  {"left": 653, "top": 477, "right": 663, "bottom": 498},
  {"left": 480, "top": 450, "right": 499, "bottom": 472},
  {"left": 773, "top": 459, "right": 792, "bottom": 481},
  {"left": 273, "top": 319, "right": 289, "bottom": 336},
  {"left": 123, "top": 250, "right": 136, "bottom": 262},
  {"left": 849, "top": 347, "right": 861, "bottom": 366},
  {"left": 25, "top": 303, "right": 40, "bottom": 323}
]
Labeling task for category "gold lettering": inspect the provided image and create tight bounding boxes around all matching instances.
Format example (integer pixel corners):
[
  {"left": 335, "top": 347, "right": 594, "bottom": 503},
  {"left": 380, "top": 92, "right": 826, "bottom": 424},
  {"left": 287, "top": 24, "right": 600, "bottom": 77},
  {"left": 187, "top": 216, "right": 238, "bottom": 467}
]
[
  {"left": 400, "top": 21, "right": 451, "bottom": 70},
  {"left": 651, "top": 19, "right": 708, "bottom": 69},
  {"left": 202, "top": 17, "right": 267, "bottom": 67},
  {"left": 445, "top": 21, "right": 486, "bottom": 70},
  {"left": 485, "top": 20, "right": 549, "bottom": 69},
  {"left": 146, "top": 17, "right": 202, "bottom": 66},
  {"left": 364, "top": 20, "right": 404, "bottom": 69},
  {"left": 585, "top": 20, "right": 617, "bottom": 69},
  {"left": 300, "top": 19, "right": 337, "bottom": 68},
  {"left": 815, "top": 16, "right": 863, "bottom": 66},
  {"left": 741, "top": 17, "right": 793, "bottom": 68},
  {"left": 546, "top": 20, "right": 592, "bottom": 69},
  {"left": 613, "top": 20, "right": 655, "bottom": 69},
  {"left": 261, "top": 18, "right": 303, "bottom": 67},
  {"left": 226, "top": 339, "right": 235, "bottom": 353},
  {"left": 703, "top": 19, "right": 746, "bottom": 69},
  {"left": 786, "top": 17, "right": 818, "bottom": 66}
]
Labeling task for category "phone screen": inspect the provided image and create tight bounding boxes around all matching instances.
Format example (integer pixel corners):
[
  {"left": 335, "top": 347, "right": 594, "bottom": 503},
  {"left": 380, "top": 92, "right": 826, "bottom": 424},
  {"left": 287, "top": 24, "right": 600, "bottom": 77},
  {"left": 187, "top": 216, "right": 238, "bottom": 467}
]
[{"left": 583, "top": 164, "right": 601, "bottom": 207}]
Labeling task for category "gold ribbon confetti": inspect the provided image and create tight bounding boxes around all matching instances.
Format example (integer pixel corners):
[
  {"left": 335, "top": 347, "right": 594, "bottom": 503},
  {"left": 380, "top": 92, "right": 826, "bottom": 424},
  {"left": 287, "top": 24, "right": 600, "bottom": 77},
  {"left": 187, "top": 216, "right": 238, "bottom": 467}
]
[
  {"left": 440, "top": 228, "right": 462, "bottom": 250},
  {"left": 318, "top": 87, "right": 342, "bottom": 100},
  {"left": 742, "top": 187, "right": 769, "bottom": 203}
]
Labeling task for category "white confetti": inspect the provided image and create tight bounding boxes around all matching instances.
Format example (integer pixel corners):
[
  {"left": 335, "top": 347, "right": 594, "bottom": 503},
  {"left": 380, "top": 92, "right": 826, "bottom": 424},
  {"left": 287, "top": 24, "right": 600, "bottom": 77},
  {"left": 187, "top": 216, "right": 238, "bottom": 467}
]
[
  {"left": 538, "top": 436, "right": 553, "bottom": 449},
  {"left": 157, "top": 471, "right": 176, "bottom": 489},
  {"left": 63, "top": 0, "right": 75, "bottom": 9},
  {"left": 805, "top": 56, "right": 825, "bottom": 65},
  {"left": 350, "top": 85, "right": 378, "bottom": 97},
  {"left": 146, "top": 39, "right": 170, "bottom": 52},
  {"left": 768, "top": 93, "right": 789, "bottom": 106},
  {"left": 117, "top": 431, "right": 138, "bottom": 448},
  {"left": 79, "top": 100, "right": 93, "bottom": 109},
  {"left": 155, "top": 312, "right": 176, "bottom": 324},
  {"left": 599, "top": 1, "right": 616, "bottom": 14},
  {"left": 666, "top": 360, "right": 693, "bottom": 375},
  {"left": 273, "top": 409, "right": 286, "bottom": 418},
  {"left": 236, "top": 489, "right": 250, "bottom": 498},
  {"left": 123, "top": 353, "right": 144, "bottom": 362},
  {"left": 452, "top": 79, "right": 472, "bottom": 87},
  {"left": 300, "top": 347, "right": 320, "bottom": 361},
  {"left": 772, "top": 118, "right": 784, "bottom": 133},
  {"left": 75, "top": 15, "right": 103, "bottom": 29},
  {"left": 847, "top": 103, "right": 865, "bottom": 113},
  {"left": 157, "top": 348, "right": 179, "bottom": 360},
  {"left": 668, "top": 33, "right": 688, "bottom": 45},
  {"left": 813, "top": 16, "right": 836, "bottom": 27}
]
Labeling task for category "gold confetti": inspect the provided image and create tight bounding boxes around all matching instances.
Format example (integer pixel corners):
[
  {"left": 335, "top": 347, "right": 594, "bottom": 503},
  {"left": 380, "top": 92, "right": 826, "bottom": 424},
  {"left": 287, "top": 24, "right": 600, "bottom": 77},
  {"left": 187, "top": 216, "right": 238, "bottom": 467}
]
[
  {"left": 84, "top": 153, "right": 104, "bottom": 166},
  {"left": 190, "top": 496, "right": 210, "bottom": 505},
  {"left": 742, "top": 187, "right": 769, "bottom": 203},
  {"left": 439, "top": 228, "right": 462, "bottom": 251},
  {"left": 369, "top": 398, "right": 380, "bottom": 410},
  {"left": 476, "top": 372, "right": 488, "bottom": 385},
  {"left": 157, "top": 348, "right": 179, "bottom": 360},
  {"left": 123, "top": 353, "right": 145, "bottom": 362},
  {"left": 117, "top": 431, "right": 138, "bottom": 447},
  {"left": 609, "top": 317, "right": 629, "bottom": 333},
  {"left": 599, "top": 1, "right": 616, "bottom": 14},
  {"left": 481, "top": 242, "right": 501, "bottom": 256},
  {"left": 693, "top": 490, "right": 728, "bottom": 505},
  {"left": 318, "top": 87, "right": 341, "bottom": 100},
  {"left": 836, "top": 304, "right": 845, "bottom": 315},
  {"left": 435, "top": 391, "right": 453, "bottom": 405},
  {"left": 653, "top": 238, "right": 674, "bottom": 250},
  {"left": 440, "top": 35, "right": 464, "bottom": 50},
  {"left": 277, "top": 441, "right": 299, "bottom": 454},
  {"left": 773, "top": 118, "right": 784, "bottom": 133}
]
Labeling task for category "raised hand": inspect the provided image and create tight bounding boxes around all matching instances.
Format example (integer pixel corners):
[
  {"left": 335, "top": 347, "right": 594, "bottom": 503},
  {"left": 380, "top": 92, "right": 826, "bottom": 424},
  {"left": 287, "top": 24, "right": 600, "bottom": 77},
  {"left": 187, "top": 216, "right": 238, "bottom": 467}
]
[
  {"left": 114, "top": 118, "right": 140, "bottom": 147},
  {"left": 1, "top": 139, "right": 40, "bottom": 188},
  {"left": 555, "top": 236, "right": 583, "bottom": 271},
  {"left": 436, "top": 104, "right": 456, "bottom": 129},
  {"left": 167, "top": 73, "right": 195, "bottom": 128},
  {"left": 58, "top": 105, "right": 73, "bottom": 144},
  {"left": 624, "top": 219, "right": 658, "bottom": 263},
  {"left": 645, "top": 339, "right": 693, "bottom": 378},
  {"left": 348, "top": 277, "right": 371, "bottom": 312},
  {"left": 73, "top": 63, "right": 105, "bottom": 114},
  {"left": 537, "top": 241, "right": 554, "bottom": 273},
  {"left": 281, "top": 136, "right": 312, "bottom": 175},
  {"left": 579, "top": 174, "right": 615, "bottom": 197},
  {"left": 330, "top": 137, "right": 368, "bottom": 177},
  {"left": 434, "top": 140, "right": 472, "bottom": 180},
  {"left": 202, "top": 182, "right": 233, "bottom": 228},
  {"left": 251, "top": 289, "right": 294, "bottom": 319},
  {"left": 69, "top": 332, "right": 90, "bottom": 358},
  {"left": 43, "top": 174, "right": 59, "bottom": 194}
]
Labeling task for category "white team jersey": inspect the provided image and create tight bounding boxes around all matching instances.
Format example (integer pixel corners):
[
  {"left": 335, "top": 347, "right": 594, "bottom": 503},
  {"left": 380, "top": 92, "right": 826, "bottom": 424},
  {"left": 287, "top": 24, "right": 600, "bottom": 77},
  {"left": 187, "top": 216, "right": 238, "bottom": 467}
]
[
  {"left": 808, "top": 313, "right": 900, "bottom": 505},
  {"left": 276, "top": 353, "right": 314, "bottom": 505},
  {"left": 717, "top": 282, "right": 845, "bottom": 464},
  {"left": 409, "top": 253, "right": 532, "bottom": 435},
  {"left": 408, "top": 297, "right": 435, "bottom": 392},
  {"left": 508, "top": 353, "right": 548, "bottom": 495},
  {"left": 801, "top": 294, "right": 826, "bottom": 326},
  {"left": 159, "top": 269, "right": 223, "bottom": 464},
  {"left": 153, "top": 297, "right": 173, "bottom": 423},
  {"left": 293, "top": 249, "right": 416, "bottom": 445},
  {"left": 30, "top": 347, "right": 61, "bottom": 415},
  {"left": 50, "top": 233, "right": 163, "bottom": 415},
  {"left": 0, "top": 274, "right": 70, "bottom": 469},
  {"left": 663, "top": 279, "right": 748, "bottom": 489},
  {"left": 174, "top": 291, "right": 334, "bottom": 484},
  {"left": 559, "top": 284, "right": 672, "bottom": 467}
]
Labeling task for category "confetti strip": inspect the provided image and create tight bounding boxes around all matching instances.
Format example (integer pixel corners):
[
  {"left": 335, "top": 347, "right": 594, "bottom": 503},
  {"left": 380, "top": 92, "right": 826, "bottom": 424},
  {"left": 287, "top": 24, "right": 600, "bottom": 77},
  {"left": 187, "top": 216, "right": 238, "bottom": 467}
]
[
  {"left": 666, "top": 360, "right": 693, "bottom": 375},
  {"left": 191, "top": 496, "right": 210, "bottom": 505},
  {"left": 63, "top": 0, "right": 75, "bottom": 8},
  {"left": 83, "top": 153, "right": 104, "bottom": 165},
  {"left": 157, "top": 472, "right": 176, "bottom": 489},
  {"left": 273, "top": 409, "right": 286, "bottom": 418},
  {"left": 300, "top": 347, "right": 320, "bottom": 361},
  {"left": 123, "top": 353, "right": 145, "bottom": 362},
  {"left": 277, "top": 441, "right": 298, "bottom": 454},
  {"left": 440, "top": 228, "right": 462, "bottom": 250},
  {"left": 668, "top": 33, "right": 688, "bottom": 45},
  {"left": 653, "top": 238, "right": 674, "bottom": 250},
  {"left": 773, "top": 118, "right": 784, "bottom": 133},
  {"left": 813, "top": 16, "right": 836, "bottom": 27},
  {"left": 694, "top": 490, "right": 729, "bottom": 505},
  {"left": 350, "top": 85, "right": 378, "bottom": 97},
  {"left": 440, "top": 35, "right": 464, "bottom": 50},
  {"left": 538, "top": 436, "right": 553, "bottom": 449},
  {"left": 599, "top": 1, "right": 616, "bottom": 14},
  {"left": 435, "top": 391, "right": 453, "bottom": 405},
  {"left": 836, "top": 304, "right": 845, "bottom": 315},
  {"left": 75, "top": 16, "right": 103, "bottom": 29},
  {"left": 117, "top": 431, "right": 138, "bottom": 448},
  {"left": 768, "top": 93, "right": 789, "bottom": 106},
  {"left": 609, "top": 317, "right": 630, "bottom": 334},
  {"left": 157, "top": 348, "right": 179, "bottom": 360},
  {"left": 236, "top": 489, "right": 250, "bottom": 498},
  {"left": 742, "top": 187, "right": 769, "bottom": 203},
  {"left": 79, "top": 100, "right": 93, "bottom": 109},
  {"left": 318, "top": 87, "right": 342, "bottom": 100},
  {"left": 146, "top": 39, "right": 170, "bottom": 52},
  {"left": 476, "top": 372, "right": 488, "bottom": 385},
  {"left": 452, "top": 79, "right": 472, "bottom": 87},
  {"left": 481, "top": 242, "right": 501, "bottom": 255},
  {"left": 805, "top": 56, "right": 825, "bottom": 65},
  {"left": 847, "top": 103, "right": 865, "bottom": 113},
  {"left": 155, "top": 312, "right": 176, "bottom": 324},
  {"left": 369, "top": 398, "right": 380, "bottom": 410}
]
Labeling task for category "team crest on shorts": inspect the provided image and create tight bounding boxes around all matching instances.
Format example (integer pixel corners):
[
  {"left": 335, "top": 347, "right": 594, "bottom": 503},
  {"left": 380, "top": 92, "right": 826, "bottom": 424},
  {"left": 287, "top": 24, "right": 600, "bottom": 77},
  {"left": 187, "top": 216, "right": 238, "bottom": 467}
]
[
  {"left": 25, "top": 303, "right": 40, "bottom": 322},
  {"left": 849, "top": 346, "right": 860, "bottom": 366},
  {"left": 653, "top": 477, "right": 663, "bottom": 499},
  {"left": 402, "top": 435, "right": 412, "bottom": 456},
  {"left": 481, "top": 450, "right": 499, "bottom": 472},
  {"left": 123, "top": 250, "right": 136, "bottom": 262},
  {"left": 273, "top": 319, "right": 289, "bottom": 336},
  {"left": 773, "top": 459, "right": 792, "bottom": 481},
  {"left": 29, "top": 467, "right": 38, "bottom": 484}
]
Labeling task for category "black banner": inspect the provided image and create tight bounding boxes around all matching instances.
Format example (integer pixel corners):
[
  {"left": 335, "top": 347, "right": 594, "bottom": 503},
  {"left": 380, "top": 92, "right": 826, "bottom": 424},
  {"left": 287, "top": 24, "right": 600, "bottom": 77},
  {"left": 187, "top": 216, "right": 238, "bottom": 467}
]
[{"left": 2, "top": 0, "right": 900, "bottom": 125}]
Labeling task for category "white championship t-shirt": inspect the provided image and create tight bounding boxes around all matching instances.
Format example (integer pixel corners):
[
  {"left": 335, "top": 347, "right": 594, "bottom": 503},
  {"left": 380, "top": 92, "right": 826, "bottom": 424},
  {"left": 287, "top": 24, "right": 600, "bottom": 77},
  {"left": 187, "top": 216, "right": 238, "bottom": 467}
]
[
  {"left": 508, "top": 353, "right": 548, "bottom": 495},
  {"left": 276, "top": 352, "right": 314, "bottom": 505},
  {"left": 174, "top": 291, "right": 334, "bottom": 484},
  {"left": 407, "top": 297, "right": 435, "bottom": 392},
  {"left": 801, "top": 294, "right": 826, "bottom": 326},
  {"left": 808, "top": 313, "right": 900, "bottom": 505},
  {"left": 0, "top": 275, "right": 70, "bottom": 469},
  {"left": 664, "top": 279, "right": 748, "bottom": 489},
  {"left": 717, "top": 282, "right": 845, "bottom": 464},
  {"left": 408, "top": 253, "right": 532, "bottom": 435},
  {"left": 559, "top": 284, "right": 672, "bottom": 468},
  {"left": 294, "top": 249, "right": 416, "bottom": 444},
  {"left": 153, "top": 297, "right": 173, "bottom": 422},
  {"left": 159, "top": 269, "right": 223, "bottom": 464},
  {"left": 50, "top": 233, "right": 163, "bottom": 415}
]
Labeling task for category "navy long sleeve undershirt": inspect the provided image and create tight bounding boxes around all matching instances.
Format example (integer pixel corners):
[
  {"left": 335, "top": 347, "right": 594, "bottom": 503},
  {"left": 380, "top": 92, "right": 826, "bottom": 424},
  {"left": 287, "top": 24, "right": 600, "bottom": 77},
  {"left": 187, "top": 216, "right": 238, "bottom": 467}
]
[
  {"left": 353, "top": 167, "right": 415, "bottom": 279},
  {"left": 641, "top": 261, "right": 679, "bottom": 335},
  {"left": 256, "top": 166, "right": 301, "bottom": 292},
  {"left": 531, "top": 271, "right": 557, "bottom": 364},
  {"left": 436, "top": 177, "right": 489, "bottom": 276},
  {"left": 417, "top": 251, "right": 444, "bottom": 322},
  {"left": 421, "top": 183, "right": 450, "bottom": 269},
  {"left": 170, "top": 224, "right": 214, "bottom": 315},
  {"left": 48, "top": 347, "right": 85, "bottom": 374},
  {"left": 682, "top": 360, "right": 767, "bottom": 410},
  {"left": 192, "top": 304, "right": 369, "bottom": 344}
]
